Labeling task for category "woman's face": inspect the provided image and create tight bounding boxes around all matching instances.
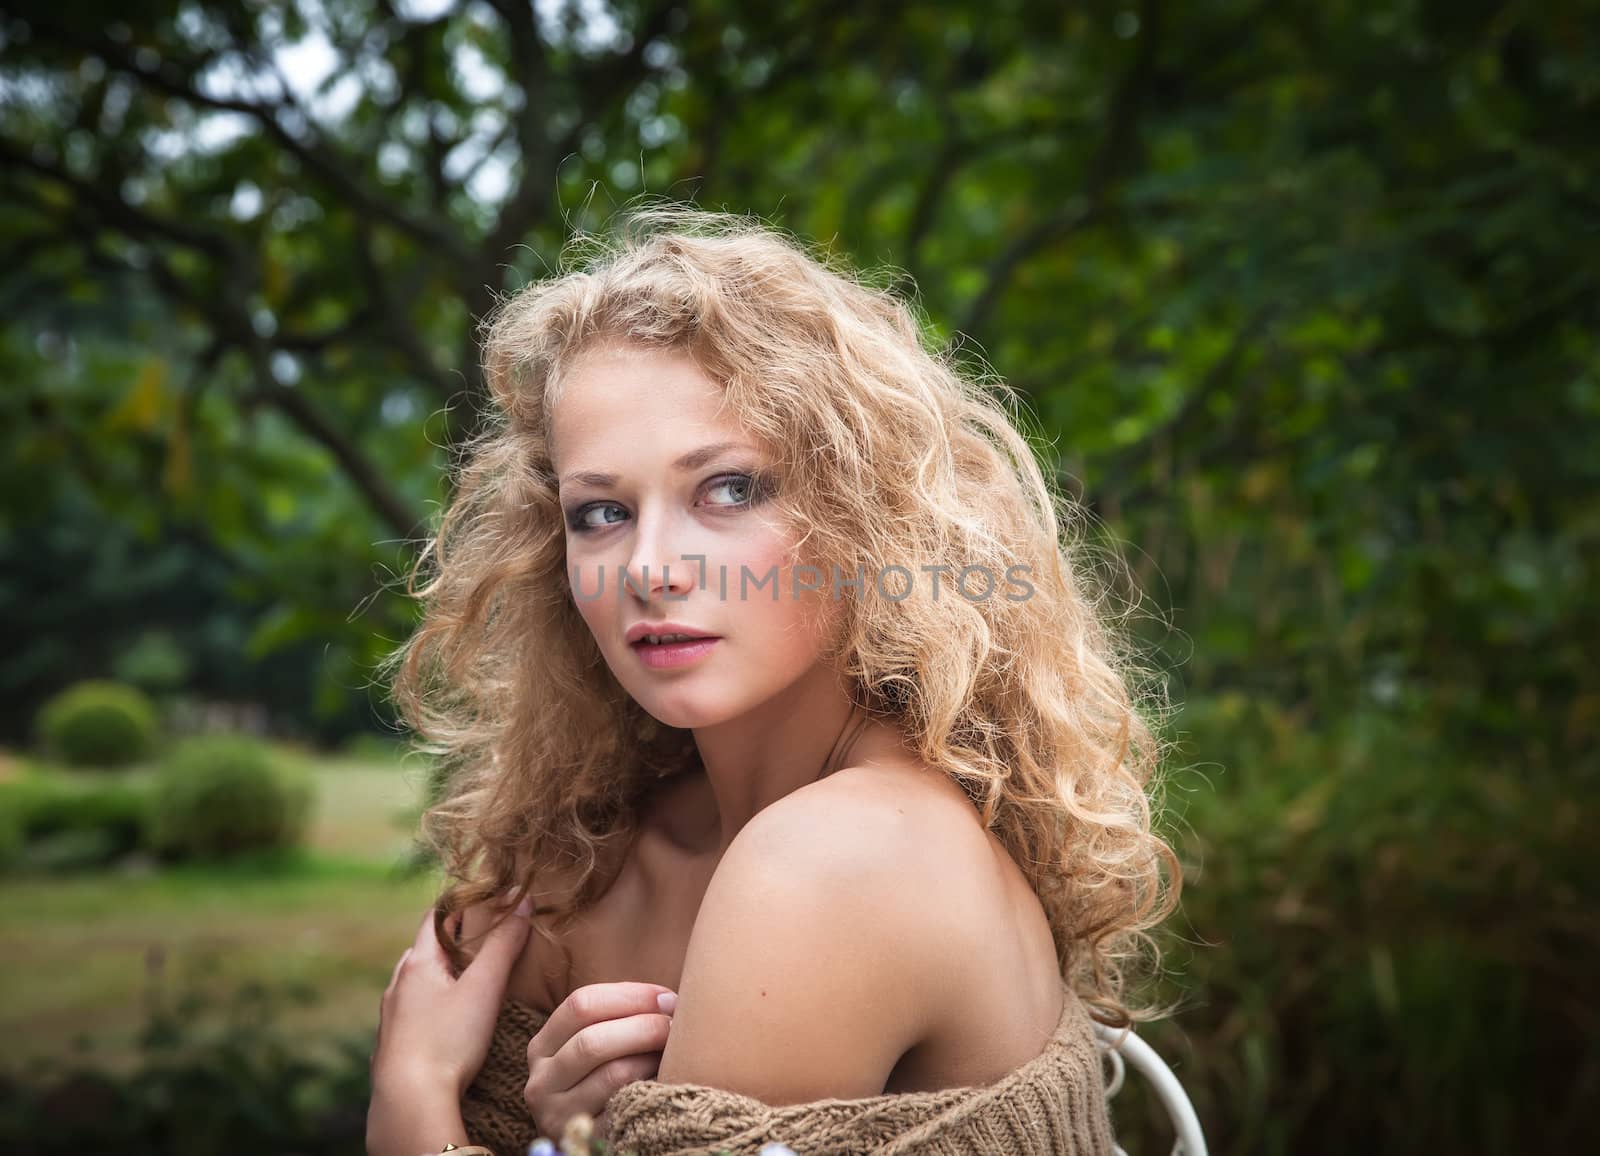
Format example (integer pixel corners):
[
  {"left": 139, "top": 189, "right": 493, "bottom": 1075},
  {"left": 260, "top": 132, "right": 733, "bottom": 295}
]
[{"left": 549, "top": 341, "right": 833, "bottom": 729}]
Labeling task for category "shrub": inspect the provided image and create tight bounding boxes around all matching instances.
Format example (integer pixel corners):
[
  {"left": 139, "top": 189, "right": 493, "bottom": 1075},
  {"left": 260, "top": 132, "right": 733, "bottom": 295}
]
[
  {"left": 4, "top": 774, "right": 149, "bottom": 844},
  {"left": 35, "top": 680, "right": 161, "bottom": 769},
  {"left": 0, "top": 807, "right": 20, "bottom": 871},
  {"left": 0, "top": 976, "right": 371, "bottom": 1155},
  {"left": 145, "top": 737, "right": 314, "bottom": 862},
  {"left": 0, "top": 770, "right": 150, "bottom": 872},
  {"left": 1110, "top": 693, "right": 1597, "bottom": 1156}
]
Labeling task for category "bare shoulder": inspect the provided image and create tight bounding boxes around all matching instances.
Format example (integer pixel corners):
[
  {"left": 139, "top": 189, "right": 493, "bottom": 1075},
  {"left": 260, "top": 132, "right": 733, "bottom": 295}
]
[
  {"left": 652, "top": 762, "right": 1003, "bottom": 1100},
  {"left": 794, "top": 763, "right": 1069, "bottom": 1083},
  {"left": 712, "top": 762, "right": 994, "bottom": 940},
  {"left": 765, "top": 759, "right": 997, "bottom": 886}
]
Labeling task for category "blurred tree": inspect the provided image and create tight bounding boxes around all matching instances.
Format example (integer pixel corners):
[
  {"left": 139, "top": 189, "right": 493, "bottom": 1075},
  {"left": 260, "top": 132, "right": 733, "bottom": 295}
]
[{"left": 4, "top": 0, "right": 1594, "bottom": 755}]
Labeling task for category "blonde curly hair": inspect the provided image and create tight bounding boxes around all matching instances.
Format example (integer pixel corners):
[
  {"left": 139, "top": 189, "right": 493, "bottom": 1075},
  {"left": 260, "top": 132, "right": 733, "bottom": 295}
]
[{"left": 382, "top": 202, "right": 1182, "bottom": 1028}]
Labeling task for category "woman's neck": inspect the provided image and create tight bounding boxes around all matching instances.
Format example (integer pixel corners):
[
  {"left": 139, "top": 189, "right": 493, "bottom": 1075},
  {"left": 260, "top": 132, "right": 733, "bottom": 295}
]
[{"left": 683, "top": 664, "right": 899, "bottom": 855}]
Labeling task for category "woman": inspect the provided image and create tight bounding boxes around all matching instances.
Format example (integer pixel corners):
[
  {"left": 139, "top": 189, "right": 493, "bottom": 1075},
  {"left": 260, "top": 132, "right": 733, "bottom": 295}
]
[{"left": 366, "top": 205, "right": 1181, "bottom": 1156}]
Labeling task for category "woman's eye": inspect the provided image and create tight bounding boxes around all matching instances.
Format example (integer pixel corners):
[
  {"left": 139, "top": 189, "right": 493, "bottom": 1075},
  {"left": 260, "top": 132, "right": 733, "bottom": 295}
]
[
  {"left": 566, "top": 472, "right": 768, "bottom": 533},
  {"left": 570, "top": 503, "right": 627, "bottom": 532},
  {"left": 703, "top": 473, "right": 758, "bottom": 507}
]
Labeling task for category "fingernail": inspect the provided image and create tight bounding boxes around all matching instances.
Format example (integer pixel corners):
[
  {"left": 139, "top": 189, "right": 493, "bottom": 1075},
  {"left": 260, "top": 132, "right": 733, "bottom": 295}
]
[
  {"left": 657, "top": 991, "right": 678, "bottom": 1015},
  {"left": 503, "top": 883, "right": 531, "bottom": 918}
]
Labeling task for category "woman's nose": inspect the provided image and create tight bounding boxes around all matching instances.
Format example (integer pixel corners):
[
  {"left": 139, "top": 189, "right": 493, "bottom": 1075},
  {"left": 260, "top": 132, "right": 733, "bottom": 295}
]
[{"left": 623, "top": 515, "right": 697, "bottom": 602}]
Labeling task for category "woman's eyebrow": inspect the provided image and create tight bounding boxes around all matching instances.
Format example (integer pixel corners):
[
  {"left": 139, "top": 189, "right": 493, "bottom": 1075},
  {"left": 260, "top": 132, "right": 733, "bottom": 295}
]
[{"left": 559, "top": 441, "right": 755, "bottom": 489}]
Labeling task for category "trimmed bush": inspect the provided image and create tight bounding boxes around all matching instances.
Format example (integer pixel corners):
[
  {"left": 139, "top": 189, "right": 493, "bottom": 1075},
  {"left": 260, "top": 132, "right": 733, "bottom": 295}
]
[
  {"left": 0, "top": 770, "right": 150, "bottom": 871},
  {"left": 146, "top": 737, "right": 314, "bottom": 862},
  {"left": 35, "top": 680, "right": 161, "bottom": 769},
  {"left": 3, "top": 774, "right": 148, "bottom": 844}
]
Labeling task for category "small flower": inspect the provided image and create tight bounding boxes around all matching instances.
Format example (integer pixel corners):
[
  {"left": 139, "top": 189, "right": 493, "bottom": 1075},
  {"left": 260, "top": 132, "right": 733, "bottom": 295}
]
[
  {"left": 527, "top": 1141, "right": 557, "bottom": 1156},
  {"left": 759, "top": 1145, "right": 799, "bottom": 1156},
  {"left": 561, "top": 1110, "right": 596, "bottom": 1155}
]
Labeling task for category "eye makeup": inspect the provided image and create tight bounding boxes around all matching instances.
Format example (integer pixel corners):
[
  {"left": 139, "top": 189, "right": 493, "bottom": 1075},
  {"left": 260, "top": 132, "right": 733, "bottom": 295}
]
[{"left": 563, "top": 466, "right": 778, "bottom": 534}]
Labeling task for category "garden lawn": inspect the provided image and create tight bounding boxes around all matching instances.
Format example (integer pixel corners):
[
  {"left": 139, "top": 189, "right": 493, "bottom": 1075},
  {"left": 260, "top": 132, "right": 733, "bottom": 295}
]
[{"left": 0, "top": 751, "right": 442, "bottom": 1075}]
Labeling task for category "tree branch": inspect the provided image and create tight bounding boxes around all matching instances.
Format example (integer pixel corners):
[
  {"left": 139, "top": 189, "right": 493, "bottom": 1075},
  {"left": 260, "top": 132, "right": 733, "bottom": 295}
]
[
  {"left": 66, "top": 213, "right": 428, "bottom": 543},
  {"left": 250, "top": 366, "right": 423, "bottom": 541},
  {"left": 1088, "top": 305, "right": 1277, "bottom": 510},
  {"left": 0, "top": 138, "right": 245, "bottom": 265},
  {"left": 481, "top": 0, "right": 682, "bottom": 270},
  {"left": 477, "top": 0, "right": 557, "bottom": 266},
  {"left": 29, "top": 15, "right": 475, "bottom": 270},
  {"left": 958, "top": 0, "right": 1165, "bottom": 341},
  {"left": 351, "top": 218, "right": 465, "bottom": 408}
]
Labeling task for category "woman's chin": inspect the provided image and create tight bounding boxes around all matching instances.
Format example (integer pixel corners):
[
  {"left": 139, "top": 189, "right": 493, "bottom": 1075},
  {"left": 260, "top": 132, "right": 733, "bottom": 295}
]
[{"left": 636, "top": 696, "right": 742, "bottom": 732}]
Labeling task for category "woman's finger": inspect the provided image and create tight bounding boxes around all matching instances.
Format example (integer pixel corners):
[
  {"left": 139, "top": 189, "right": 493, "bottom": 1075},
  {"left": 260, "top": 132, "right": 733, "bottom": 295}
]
[
  {"left": 459, "top": 894, "right": 533, "bottom": 999},
  {"left": 385, "top": 947, "right": 412, "bottom": 996},
  {"left": 531, "top": 1012, "right": 672, "bottom": 1093},
  {"left": 548, "top": 1050, "right": 661, "bottom": 1117},
  {"left": 405, "top": 905, "right": 465, "bottom": 981},
  {"left": 408, "top": 906, "right": 440, "bottom": 956},
  {"left": 531, "top": 982, "right": 676, "bottom": 1063}
]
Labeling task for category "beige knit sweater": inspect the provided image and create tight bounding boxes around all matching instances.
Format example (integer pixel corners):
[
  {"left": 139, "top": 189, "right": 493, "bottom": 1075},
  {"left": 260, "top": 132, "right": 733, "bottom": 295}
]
[{"left": 460, "top": 978, "right": 1119, "bottom": 1155}]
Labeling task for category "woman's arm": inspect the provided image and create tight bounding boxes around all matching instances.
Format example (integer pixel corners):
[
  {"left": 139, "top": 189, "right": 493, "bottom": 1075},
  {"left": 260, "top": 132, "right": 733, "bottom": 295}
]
[
  {"left": 367, "top": 899, "right": 533, "bottom": 1156},
  {"left": 367, "top": 1083, "right": 477, "bottom": 1156}
]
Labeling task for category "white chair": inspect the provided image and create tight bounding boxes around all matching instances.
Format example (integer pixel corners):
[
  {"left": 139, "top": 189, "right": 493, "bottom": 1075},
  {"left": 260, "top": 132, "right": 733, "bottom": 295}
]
[{"left": 1093, "top": 1020, "right": 1209, "bottom": 1156}]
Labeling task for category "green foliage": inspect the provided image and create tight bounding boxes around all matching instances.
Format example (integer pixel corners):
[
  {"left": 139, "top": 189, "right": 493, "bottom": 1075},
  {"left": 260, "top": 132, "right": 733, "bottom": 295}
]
[
  {"left": 0, "top": 976, "right": 371, "bottom": 1156},
  {"left": 1105, "top": 696, "right": 1599, "bottom": 1155},
  {"left": 0, "top": 476, "right": 391, "bottom": 749},
  {"left": 146, "top": 737, "right": 315, "bottom": 863},
  {"left": 34, "top": 680, "right": 160, "bottom": 770},
  {"left": 2, "top": 1, "right": 1595, "bottom": 1150},
  {"left": 0, "top": 768, "right": 150, "bottom": 872},
  {"left": 111, "top": 630, "right": 193, "bottom": 695},
  {"left": 0, "top": 806, "right": 20, "bottom": 871},
  {"left": 4, "top": 0, "right": 1595, "bottom": 764}
]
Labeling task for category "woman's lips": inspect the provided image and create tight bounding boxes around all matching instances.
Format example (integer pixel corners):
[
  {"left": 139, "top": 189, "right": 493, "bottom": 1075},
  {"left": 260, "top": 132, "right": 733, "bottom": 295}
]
[{"left": 629, "top": 636, "right": 721, "bottom": 669}]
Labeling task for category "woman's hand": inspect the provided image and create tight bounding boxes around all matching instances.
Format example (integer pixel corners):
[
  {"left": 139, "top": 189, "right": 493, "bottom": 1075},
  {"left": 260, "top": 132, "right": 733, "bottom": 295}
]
[
  {"left": 524, "top": 981, "right": 677, "bottom": 1140},
  {"left": 370, "top": 895, "right": 533, "bottom": 1106}
]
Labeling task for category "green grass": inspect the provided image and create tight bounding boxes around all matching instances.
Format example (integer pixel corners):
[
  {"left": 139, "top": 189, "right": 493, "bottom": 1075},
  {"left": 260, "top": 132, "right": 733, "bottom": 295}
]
[
  {"left": 0, "top": 747, "right": 443, "bottom": 1074},
  {"left": 300, "top": 750, "right": 436, "bottom": 861}
]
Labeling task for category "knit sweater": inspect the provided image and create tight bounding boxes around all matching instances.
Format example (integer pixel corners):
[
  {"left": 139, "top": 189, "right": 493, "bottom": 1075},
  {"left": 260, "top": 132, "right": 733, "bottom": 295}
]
[{"left": 460, "top": 978, "right": 1119, "bottom": 1155}]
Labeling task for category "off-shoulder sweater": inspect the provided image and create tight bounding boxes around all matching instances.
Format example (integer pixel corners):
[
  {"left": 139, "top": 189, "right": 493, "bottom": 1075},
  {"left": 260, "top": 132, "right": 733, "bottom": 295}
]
[{"left": 460, "top": 978, "right": 1119, "bottom": 1155}]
